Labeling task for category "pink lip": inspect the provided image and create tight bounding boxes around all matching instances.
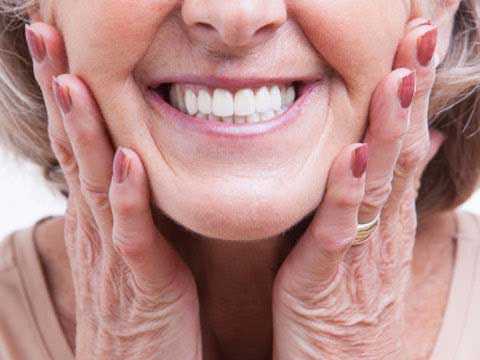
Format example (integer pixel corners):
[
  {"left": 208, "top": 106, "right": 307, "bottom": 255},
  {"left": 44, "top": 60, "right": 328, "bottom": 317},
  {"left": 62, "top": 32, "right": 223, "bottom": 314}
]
[{"left": 145, "top": 80, "right": 323, "bottom": 138}]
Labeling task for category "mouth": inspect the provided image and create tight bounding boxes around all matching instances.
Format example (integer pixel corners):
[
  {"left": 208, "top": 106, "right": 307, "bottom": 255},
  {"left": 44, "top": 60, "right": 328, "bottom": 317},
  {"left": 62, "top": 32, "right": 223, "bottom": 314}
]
[
  {"left": 150, "top": 81, "right": 309, "bottom": 122},
  {"left": 146, "top": 77, "right": 323, "bottom": 136}
]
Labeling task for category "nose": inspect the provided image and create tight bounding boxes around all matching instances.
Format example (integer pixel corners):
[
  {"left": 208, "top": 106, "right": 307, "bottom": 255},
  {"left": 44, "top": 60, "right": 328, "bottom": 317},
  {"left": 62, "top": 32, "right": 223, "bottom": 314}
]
[{"left": 182, "top": 0, "right": 287, "bottom": 49}]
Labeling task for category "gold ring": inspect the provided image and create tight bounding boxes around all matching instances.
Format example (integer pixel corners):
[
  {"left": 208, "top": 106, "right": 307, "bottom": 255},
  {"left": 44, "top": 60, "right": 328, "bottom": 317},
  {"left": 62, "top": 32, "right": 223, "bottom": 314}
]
[{"left": 352, "top": 213, "right": 380, "bottom": 246}]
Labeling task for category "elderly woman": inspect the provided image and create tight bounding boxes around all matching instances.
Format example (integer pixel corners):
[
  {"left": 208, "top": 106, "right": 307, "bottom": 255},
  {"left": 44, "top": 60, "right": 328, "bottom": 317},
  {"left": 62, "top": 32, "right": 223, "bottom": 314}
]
[{"left": 0, "top": 0, "right": 479, "bottom": 358}]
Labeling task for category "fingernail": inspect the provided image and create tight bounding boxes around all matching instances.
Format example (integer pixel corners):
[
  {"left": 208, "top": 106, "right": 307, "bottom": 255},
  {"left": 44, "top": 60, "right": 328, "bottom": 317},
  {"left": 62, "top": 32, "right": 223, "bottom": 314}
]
[
  {"left": 351, "top": 144, "right": 368, "bottom": 178},
  {"left": 52, "top": 76, "right": 72, "bottom": 114},
  {"left": 417, "top": 27, "right": 438, "bottom": 66},
  {"left": 25, "top": 24, "right": 46, "bottom": 63},
  {"left": 113, "top": 147, "right": 130, "bottom": 183},
  {"left": 398, "top": 71, "right": 416, "bottom": 109}
]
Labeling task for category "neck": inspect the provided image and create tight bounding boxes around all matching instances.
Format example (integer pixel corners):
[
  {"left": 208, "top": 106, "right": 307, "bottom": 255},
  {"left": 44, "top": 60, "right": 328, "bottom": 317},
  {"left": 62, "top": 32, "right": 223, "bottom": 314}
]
[{"left": 150, "top": 208, "right": 313, "bottom": 359}]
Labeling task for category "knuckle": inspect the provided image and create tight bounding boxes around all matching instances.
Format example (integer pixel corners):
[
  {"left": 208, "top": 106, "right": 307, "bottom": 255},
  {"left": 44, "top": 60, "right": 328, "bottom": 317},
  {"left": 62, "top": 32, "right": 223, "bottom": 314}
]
[
  {"left": 111, "top": 191, "right": 142, "bottom": 218},
  {"left": 49, "top": 135, "right": 78, "bottom": 175},
  {"left": 80, "top": 176, "right": 110, "bottom": 212},
  {"left": 54, "top": 146, "right": 78, "bottom": 178},
  {"left": 363, "top": 179, "right": 392, "bottom": 210},
  {"left": 396, "top": 142, "right": 429, "bottom": 174},
  {"left": 329, "top": 188, "right": 362, "bottom": 210},
  {"left": 68, "top": 123, "right": 96, "bottom": 148}
]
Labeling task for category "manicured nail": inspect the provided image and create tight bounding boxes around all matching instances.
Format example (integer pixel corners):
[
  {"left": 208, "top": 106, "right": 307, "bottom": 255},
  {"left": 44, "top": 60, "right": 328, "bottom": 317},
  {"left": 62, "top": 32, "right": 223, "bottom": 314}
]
[
  {"left": 417, "top": 27, "right": 438, "bottom": 66},
  {"left": 398, "top": 71, "right": 416, "bottom": 109},
  {"left": 113, "top": 147, "right": 130, "bottom": 183},
  {"left": 52, "top": 76, "right": 72, "bottom": 114},
  {"left": 352, "top": 144, "right": 368, "bottom": 178},
  {"left": 25, "top": 24, "right": 46, "bottom": 63}
]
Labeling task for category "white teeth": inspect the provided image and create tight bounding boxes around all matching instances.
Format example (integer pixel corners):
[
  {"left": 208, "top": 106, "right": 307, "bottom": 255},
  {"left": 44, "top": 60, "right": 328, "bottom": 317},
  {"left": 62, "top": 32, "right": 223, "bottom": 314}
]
[
  {"left": 261, "top": 110, "right": 275, "bottom": 121},
  {"left": 283, "top": 86, "right": 295, "bottom": 108},
  {"left": 198, "top": 89, "right": 212, "bottom": 114},
  {"left": 234, "top": 89, "right": 256, "bottom": 116},
  {"left": 185, "top": 89, "right": 198, "bottom": 115},
  {"left": 212, "top": 89, "right": 234, "bottom": 117},
  {"left": 173, "top": 85, "right": 187, "bottom": 113},
  {"left": 270, "top": 86, "right": 282, "bottom": 111},
  {"left": 246, "top": 113, "right": 260, "bottom": 123},
  {"left": 167, "top": 83, "right": 297, "bottom": 123},
  {"left": 255, "top": 86, "right": 271, "bottom": 113}
]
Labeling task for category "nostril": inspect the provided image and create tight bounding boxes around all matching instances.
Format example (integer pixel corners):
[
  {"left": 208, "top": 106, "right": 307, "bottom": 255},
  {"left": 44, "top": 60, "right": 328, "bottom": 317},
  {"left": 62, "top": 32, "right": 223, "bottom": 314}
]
[
  {"left": 196, "top": 22, "right": 216, "bottom": 32},
  {"left": 254, "top": 23, "right": 275, "bottom": 37}
]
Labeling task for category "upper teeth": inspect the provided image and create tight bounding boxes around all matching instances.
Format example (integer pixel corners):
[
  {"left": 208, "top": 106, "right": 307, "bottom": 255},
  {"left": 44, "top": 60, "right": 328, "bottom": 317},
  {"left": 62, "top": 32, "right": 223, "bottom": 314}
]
[{"left": 168, "top": 84, "right": 296, "bottom": 123}]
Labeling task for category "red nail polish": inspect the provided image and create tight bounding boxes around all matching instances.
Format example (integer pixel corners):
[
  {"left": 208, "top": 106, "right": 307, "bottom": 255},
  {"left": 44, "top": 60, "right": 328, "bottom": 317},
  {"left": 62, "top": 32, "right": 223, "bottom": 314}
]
[
  {"left": 352, "top": 144, "right": 368, "bottom": 178},
  {"left": 417, "top": 27, "right": 438, "bottom": 66},
  {"left": 398, "top": 71, "right": 416, "bottom": 109},
  {"left": 25, "top": 25, "right": 46, "bottom": 63},
  {"left": 52, "top": 77, "right": 72, "bottom": 114},
  {"left": 113, "top": 147, "right": 130, "bottom": 183}
]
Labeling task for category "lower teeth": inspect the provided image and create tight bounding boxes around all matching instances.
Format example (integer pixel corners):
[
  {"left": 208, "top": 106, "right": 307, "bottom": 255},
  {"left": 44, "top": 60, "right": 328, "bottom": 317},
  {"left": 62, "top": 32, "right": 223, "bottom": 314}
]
[{"left": 185, "top": 108, "right": 288, "bottom": 123}]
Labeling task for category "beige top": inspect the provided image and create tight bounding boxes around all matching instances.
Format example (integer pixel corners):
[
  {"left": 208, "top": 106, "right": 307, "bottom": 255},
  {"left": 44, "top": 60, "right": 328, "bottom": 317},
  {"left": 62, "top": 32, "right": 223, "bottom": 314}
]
[{"left": 0, "top": 210, "right": 479, "bottom": 359}]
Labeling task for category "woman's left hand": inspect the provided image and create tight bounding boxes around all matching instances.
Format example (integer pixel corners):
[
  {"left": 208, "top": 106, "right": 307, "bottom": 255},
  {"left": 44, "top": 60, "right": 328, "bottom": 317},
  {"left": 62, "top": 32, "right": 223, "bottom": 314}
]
[{"left": 272, "top": 18, "right": 444, "bottom": 360}]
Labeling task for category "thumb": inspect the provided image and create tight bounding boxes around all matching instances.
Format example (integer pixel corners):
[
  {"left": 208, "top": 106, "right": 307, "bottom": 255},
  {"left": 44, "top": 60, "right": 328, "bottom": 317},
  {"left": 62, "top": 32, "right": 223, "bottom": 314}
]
[
  {"left": 108, "top": 147, "right": 187, "bottom": 291},
  {"left": 275, "top": 143, "right": 367, "bottom": 295}
]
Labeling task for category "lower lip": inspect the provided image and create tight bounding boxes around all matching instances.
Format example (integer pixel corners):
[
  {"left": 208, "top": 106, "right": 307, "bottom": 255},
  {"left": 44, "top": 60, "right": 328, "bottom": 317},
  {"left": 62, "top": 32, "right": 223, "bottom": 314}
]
[{"left": 145, "top": 81, "right": 323, "bottom": 138}]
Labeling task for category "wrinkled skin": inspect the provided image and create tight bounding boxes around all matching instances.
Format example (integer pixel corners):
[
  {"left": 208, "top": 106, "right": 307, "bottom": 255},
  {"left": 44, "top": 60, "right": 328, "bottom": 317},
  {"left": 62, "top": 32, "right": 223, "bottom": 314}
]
[{"left": 26, "top": 0, "right": 460, "bottom": 358}]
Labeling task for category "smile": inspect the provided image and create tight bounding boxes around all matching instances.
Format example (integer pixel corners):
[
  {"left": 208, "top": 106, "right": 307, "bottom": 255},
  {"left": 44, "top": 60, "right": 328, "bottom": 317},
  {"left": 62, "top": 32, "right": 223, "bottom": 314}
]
[{"left": 146, "top": 77, "right": 323, "bottom": 137}]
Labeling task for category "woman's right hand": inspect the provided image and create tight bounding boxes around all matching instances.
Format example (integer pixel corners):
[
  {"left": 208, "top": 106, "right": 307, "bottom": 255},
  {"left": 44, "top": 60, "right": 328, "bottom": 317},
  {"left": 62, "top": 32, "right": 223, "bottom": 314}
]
[{"left": 25, "top": 22, "right": 202, "bottom": 359}]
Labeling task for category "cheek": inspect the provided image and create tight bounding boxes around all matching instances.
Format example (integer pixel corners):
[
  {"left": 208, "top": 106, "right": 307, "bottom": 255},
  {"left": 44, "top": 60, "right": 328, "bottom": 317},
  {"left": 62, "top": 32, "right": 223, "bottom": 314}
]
[
  {"left": 58, "top": 0, "right": 176, "bottom": 83},
  {"left": 290, "top": 0, "right": 408, "bottom": 114}
]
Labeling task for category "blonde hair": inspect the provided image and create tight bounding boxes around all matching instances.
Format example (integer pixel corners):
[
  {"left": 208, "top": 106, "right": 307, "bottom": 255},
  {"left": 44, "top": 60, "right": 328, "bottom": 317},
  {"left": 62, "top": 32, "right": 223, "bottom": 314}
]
[{"left": 0, "top": 0, "right": 479, "bottom": 224}]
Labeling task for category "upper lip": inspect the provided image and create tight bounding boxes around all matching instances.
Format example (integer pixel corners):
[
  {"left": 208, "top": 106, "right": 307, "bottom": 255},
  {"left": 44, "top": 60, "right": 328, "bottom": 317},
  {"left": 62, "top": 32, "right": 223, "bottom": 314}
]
[{"left": 148, "top": 75, "right": 320, "bottom": 92}]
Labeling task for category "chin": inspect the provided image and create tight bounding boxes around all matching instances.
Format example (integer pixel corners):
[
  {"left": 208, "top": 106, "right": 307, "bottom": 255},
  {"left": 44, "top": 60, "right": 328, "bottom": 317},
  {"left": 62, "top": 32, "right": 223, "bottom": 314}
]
[{"left": 147, "top": 171, "right": 327, "bottom": 241}]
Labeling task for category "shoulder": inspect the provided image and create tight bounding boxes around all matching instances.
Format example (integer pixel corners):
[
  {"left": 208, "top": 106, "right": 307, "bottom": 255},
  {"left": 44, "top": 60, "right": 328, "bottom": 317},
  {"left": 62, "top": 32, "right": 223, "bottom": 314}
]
[
  {"left": 0, "top": 228, "right": 22, "bottom": 273},
  {"left": 0, "top": 222, "right": 39, "bottom": 295},
  {"left": 0, "top": 218, "right": 58, "bottom": 359}
]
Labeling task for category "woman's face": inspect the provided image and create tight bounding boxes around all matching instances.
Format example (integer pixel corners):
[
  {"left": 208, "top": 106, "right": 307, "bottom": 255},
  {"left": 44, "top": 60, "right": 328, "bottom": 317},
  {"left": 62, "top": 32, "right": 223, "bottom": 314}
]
[{"left": 49, "top": 0, "right": 432, "bottom": 240}]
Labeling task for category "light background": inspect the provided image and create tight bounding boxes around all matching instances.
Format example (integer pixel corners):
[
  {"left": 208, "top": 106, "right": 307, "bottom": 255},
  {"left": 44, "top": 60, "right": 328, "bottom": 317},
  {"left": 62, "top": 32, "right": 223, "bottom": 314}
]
[{"left": 1, "top": 149, "right": 479, "bottom": 241}]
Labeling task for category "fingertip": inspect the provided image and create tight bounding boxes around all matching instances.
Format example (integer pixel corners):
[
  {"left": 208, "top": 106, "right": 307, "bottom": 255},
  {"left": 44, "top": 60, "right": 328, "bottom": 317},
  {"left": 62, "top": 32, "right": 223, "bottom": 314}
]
[
  {"left": 329, "top": 143, "right": 367, "bottom": 183},
  {"left": 109, "top": 147, "right": 150, "bottom": 215},
  {"left": 351, "top": 143, "right": 368, "bottom": 179},
  {"left": 324, "top": 143, "right": 366, "bottom": 212},
  {"left": 116, "top": 147, "right": 149, "bottom": 187},
  {"left": 25, "top": 22, "right": 67, "bottom": 69}
]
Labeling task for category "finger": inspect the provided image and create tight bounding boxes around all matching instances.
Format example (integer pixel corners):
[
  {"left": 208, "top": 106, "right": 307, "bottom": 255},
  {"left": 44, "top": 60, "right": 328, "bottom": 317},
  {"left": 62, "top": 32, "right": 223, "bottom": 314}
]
[
  {"left": 24, "top": 23, "right": 79, "bottom": 195},
  {"left": 389, "top": 21, "right": 439, "bottom": 207},
  {"left": 109, "top": 147, "right": 189, "bottom": 292},
  {"left": 276, "top": 143, "right": 367, "bottom": 293},
  {"left": 357, "top": 69, "right": 414, "bottom": 224},
  {"left": 52, "top": 74, "right": 116, "bottom": 237}
]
